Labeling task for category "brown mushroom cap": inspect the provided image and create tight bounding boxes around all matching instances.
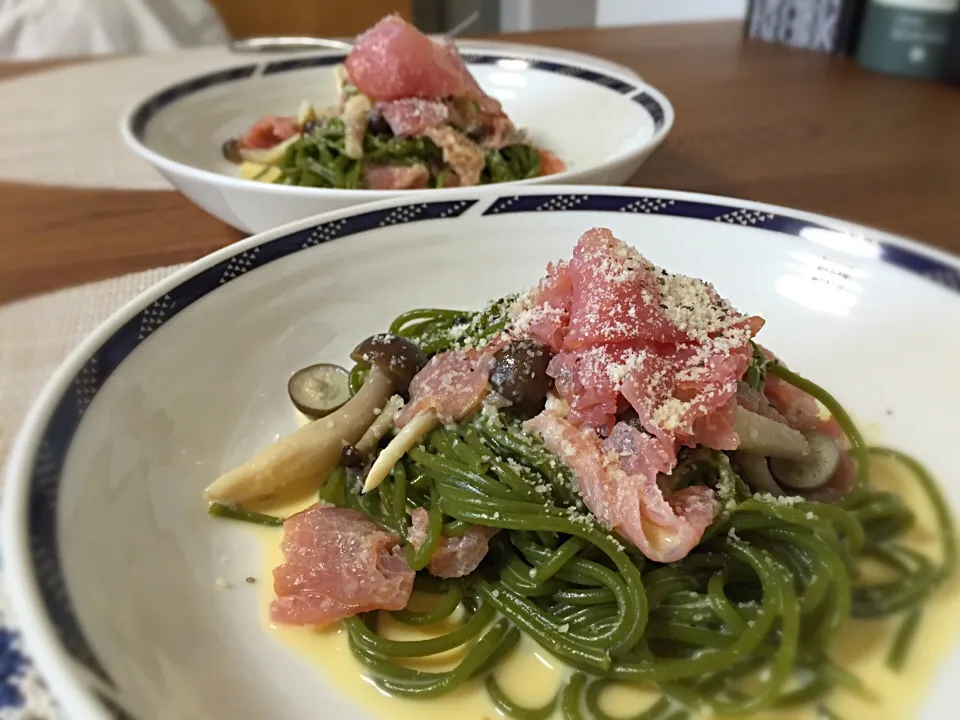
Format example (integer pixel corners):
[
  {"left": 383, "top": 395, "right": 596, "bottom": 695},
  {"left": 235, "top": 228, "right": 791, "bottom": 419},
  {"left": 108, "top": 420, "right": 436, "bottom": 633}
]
[
  {"left": 350, "top": 334, "right": 425, "bottom": 394},
  {"left": 287, "top": 363, "right": 351, "bottom": 419}
]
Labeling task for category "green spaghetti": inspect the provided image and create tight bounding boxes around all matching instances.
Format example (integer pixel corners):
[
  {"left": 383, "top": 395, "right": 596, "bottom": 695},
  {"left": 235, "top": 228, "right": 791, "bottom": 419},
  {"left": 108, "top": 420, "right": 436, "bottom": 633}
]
[
  {"left": 320, "top": 304, "right": 956, "bottom": 719},
  {"left": 207, "top": 241, "right": 956, "bottom": 720},
  {"left": 268, "top": 118, "right": 543, "bottom": 189}
]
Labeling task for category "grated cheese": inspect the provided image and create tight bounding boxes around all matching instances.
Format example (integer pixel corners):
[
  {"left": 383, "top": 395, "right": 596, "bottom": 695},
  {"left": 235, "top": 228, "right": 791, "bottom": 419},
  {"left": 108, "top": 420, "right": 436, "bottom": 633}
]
[{"left": 755, "top": 492, "right": 803, "bottom": 506}]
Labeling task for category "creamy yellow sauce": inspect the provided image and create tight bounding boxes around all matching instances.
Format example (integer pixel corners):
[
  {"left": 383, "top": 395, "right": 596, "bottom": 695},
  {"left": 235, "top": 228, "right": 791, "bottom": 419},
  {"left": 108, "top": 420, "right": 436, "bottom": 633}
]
[
  {"left": 238, "top": 161, "right": 281, "bottom": 183},
  {"left": 252, "top": 456, "right": 960, "bottom": 719}
]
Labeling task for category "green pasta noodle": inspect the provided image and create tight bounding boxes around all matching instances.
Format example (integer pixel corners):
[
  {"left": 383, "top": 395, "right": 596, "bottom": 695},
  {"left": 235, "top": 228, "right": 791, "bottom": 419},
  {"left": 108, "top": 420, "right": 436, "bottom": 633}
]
[
  {"left": 247, "top": 116, "right": 549, "bottom": 189},
  {"left": 486, "top": 676, "right": 558, "bottom": 720},
  {"left": 283, "top": 304, "right": 957, "bottom": 719},
  {"left": 207, "top": 502, "right": 284, "bottom": 527}
]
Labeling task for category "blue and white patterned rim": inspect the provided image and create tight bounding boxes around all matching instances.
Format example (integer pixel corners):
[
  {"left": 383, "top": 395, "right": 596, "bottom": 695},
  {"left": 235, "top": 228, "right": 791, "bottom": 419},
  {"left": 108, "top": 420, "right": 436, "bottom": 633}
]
[
  {"left": 128, "top": 52, "right": 661, "bottom": 141},
  {"left": 12, "top": 191, "right": 960, "bottom": 716}
]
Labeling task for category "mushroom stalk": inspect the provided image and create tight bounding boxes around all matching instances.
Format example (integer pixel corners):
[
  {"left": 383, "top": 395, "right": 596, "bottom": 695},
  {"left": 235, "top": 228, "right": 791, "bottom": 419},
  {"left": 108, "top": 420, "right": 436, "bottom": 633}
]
[
  {"left": 770, "top": 430, "right": 841, "bottom": 490},
  {"left": 733, "top": 406, "right": 809, "bottom": 459},
  {"left": 731, "top": 452, "right": 783, "bottom": 497},
  {"left": 204, "top": 366, "right": 395, "bottom": 504},
  {"left": 362, "top": 409, "right": 439, "bottom": 493},
  {"left": 356, "top": 394, "right": 404, "bottom": 454}
]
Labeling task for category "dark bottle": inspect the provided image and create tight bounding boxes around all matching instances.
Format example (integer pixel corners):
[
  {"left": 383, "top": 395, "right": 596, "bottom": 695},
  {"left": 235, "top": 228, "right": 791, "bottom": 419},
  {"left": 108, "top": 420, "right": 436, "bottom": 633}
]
[
  {"left": 857, "top": 0, "right": 958, "bottom": 79},
  {"left": 941, "top": 6, "right": 960, "bottom": 82}
]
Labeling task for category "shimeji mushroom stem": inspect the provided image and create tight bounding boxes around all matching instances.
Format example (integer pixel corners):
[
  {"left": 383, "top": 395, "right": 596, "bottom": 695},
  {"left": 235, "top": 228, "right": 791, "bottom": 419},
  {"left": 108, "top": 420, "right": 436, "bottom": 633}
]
[
  {"left": 362, "top": 409, "right": 439, "bottom": 493},
  {"left": 732, "top": 406, "right": 809, "bottom": 459},
  {"left": 204, "top": 366, "right": 396, "bottom": 504},
  {"left": 356, "top": 394, "right": 404, "bottom": 454}
]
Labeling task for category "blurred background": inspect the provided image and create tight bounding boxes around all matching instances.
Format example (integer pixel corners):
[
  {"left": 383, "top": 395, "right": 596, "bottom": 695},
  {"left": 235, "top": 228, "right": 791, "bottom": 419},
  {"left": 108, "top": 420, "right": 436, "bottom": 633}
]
[
  {"left": 212, "top": 0, "right": 748, "bottom": 37},
  {"left": 0, "top": 0, "right": 750, "bottom": 59}
]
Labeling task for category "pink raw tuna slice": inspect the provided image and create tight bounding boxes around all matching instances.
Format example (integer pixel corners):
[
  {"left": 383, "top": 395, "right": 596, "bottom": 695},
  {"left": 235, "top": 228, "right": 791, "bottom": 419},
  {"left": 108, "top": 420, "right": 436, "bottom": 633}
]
[
  {"left": 397, "top": 342, "right": 506, "bottom": 427},
  {"left": 607, "top": 422, "right": 674, "bottom": 477},
  {"left": 526, "top": 413, "right": 717, "bottom": 563},
  {"left": 618, "top": 340, "right": 753, "bottom": 447},
  {"left": 521, "top": 228, "right": 762, "bottom": 445},
  {"left": 433, "top": 39, "right": 504, "bottom": 115},
  {"left": 239, "top": 115, "right": 298, "bottom": 149},
  {"left": 408, "top": 508, "right": 498, "bottom": 578},
  {"left": 564, "top": 228, "right": 690, "bottom": 349},
  {"left": 538, "top": 148, "right": 566, "bottom": 176},
  {"left": 547, "top": 343, "right": 636, "bottom": 434},
  {"left": 513, "top": 261, "right": 573, "bottom": 352},
  {"left": 378, "top": 98, "right": 450, "bottom": 137},
  {"left": 763, "top": 369, "right": 823, "bottom": 431},
  {"left": 271, "top": 505, "right": 414, "bottom": 626},
  {"left": 684, "top": 396, "right": 739, "bottom": 450},
  {"left": 363, "top": 163, "right": 430, "bottom": 190},
  {"left": 345, "top": 14, "right": 500, "bottom": 112}
]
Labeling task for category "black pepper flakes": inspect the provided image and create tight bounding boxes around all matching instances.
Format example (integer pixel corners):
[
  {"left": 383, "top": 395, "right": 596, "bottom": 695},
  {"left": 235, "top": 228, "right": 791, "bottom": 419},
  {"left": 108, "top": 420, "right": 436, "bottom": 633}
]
[{"left": 246, "top": 577, "right": 257, "bottom": 584}]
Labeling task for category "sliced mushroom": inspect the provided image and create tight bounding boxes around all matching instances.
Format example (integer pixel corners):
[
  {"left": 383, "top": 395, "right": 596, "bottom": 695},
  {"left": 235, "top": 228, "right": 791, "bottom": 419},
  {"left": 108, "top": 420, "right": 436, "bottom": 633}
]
[
  {"left": 733, "top": 406, "right": 809, "bottom": 459},
  {"left": 203, "top": 334, "right": 423, "bottom": 504},
  {"left": 287, "top": 363, "right": 351, "bottom": 419},
  {"left": 221, "top": 138, "right": 243, "bottom": 164},
  {"left": 238, "top": 133, "right": 300, "bottom": 165},
  {"left": 351, "top": 336, "right": 433, "bottom": 493},
  {"left": 351, "top": 334, "right": 424, "bottom": 396},
  {"left": 362, "top": 409, "right": 439, "bottom": 493},
  {"left": 355, "top": 394, "right": 404, "bottom": 454},
  {"left": 340, "top": 443, "right": 365, "bottom": 468},
  {"left": 343, "top": 94, "right": 373, "bottom": 159},
  {"left": 203, "top": 366, "right": 395, "bottom": 504},
  {"left": 731, "top": 452, "right": 783, "bottom": 497},
  {"left": 296, "top": 99, "right": 316, "bottom": 127},
  {"left": 489, "top": 340, "right": 553, "bottom": 417},
  {"left": 769, "top": 430, "right": 841, "bottom": 490}
]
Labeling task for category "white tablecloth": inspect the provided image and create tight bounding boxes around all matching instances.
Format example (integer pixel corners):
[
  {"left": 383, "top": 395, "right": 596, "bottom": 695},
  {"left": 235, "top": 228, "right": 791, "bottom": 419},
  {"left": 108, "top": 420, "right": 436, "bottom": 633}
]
[
  {"left": 1, "top": 265, "right": 186, "bottom": 717},
  {"left": 0, "top": 46, "right": 261, "bottom": 719},
  {"left": 0, "top": 44, "right": 298, "bottom": 189}
]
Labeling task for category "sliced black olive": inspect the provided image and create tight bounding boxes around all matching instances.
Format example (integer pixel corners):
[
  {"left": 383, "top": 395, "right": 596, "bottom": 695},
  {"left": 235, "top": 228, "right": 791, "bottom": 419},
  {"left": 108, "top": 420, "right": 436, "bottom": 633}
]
[
  {"left": 490, "top": 340, "right": 553, "bottom": 416},
  {"left": 287, "top": 363, "right": 351, "bottom": 419},
  {"left": 351, "top": 334, "right": 425, "bottom": 395},
  {"left": 221, "top": 138, "right": 243, "bottom": 164},
  {"left": 301, "top": 119, "right": 319, "bottom": 136},
  {"left": 366, "top": 109, "right": 393, "bottom": 137}
]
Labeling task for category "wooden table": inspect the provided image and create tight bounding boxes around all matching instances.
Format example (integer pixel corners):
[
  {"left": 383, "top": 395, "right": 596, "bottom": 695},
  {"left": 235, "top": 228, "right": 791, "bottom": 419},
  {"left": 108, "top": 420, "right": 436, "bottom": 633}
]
[{"left": 2, "top": 21, "right": 959, "bottom": 304}]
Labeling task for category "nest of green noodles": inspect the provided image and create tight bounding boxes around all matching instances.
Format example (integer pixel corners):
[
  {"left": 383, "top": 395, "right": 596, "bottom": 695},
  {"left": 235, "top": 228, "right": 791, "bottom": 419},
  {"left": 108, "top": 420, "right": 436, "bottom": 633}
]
[
  {"left": 268, "top": 118, "right": 542, "bottom": 189},
  {"left": 221, "top": 300, "right": 956, "bottom": 720}
]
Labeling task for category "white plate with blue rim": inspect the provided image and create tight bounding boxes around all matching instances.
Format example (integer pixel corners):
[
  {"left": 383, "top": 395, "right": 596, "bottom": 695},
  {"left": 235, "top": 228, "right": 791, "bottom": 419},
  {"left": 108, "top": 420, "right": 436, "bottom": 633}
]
[
  {"left": 120, "top": 40, "right": 673, "bottom": 234},
  {"left": 3, "top": 185, "right": 960, "bottom": 720}
]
